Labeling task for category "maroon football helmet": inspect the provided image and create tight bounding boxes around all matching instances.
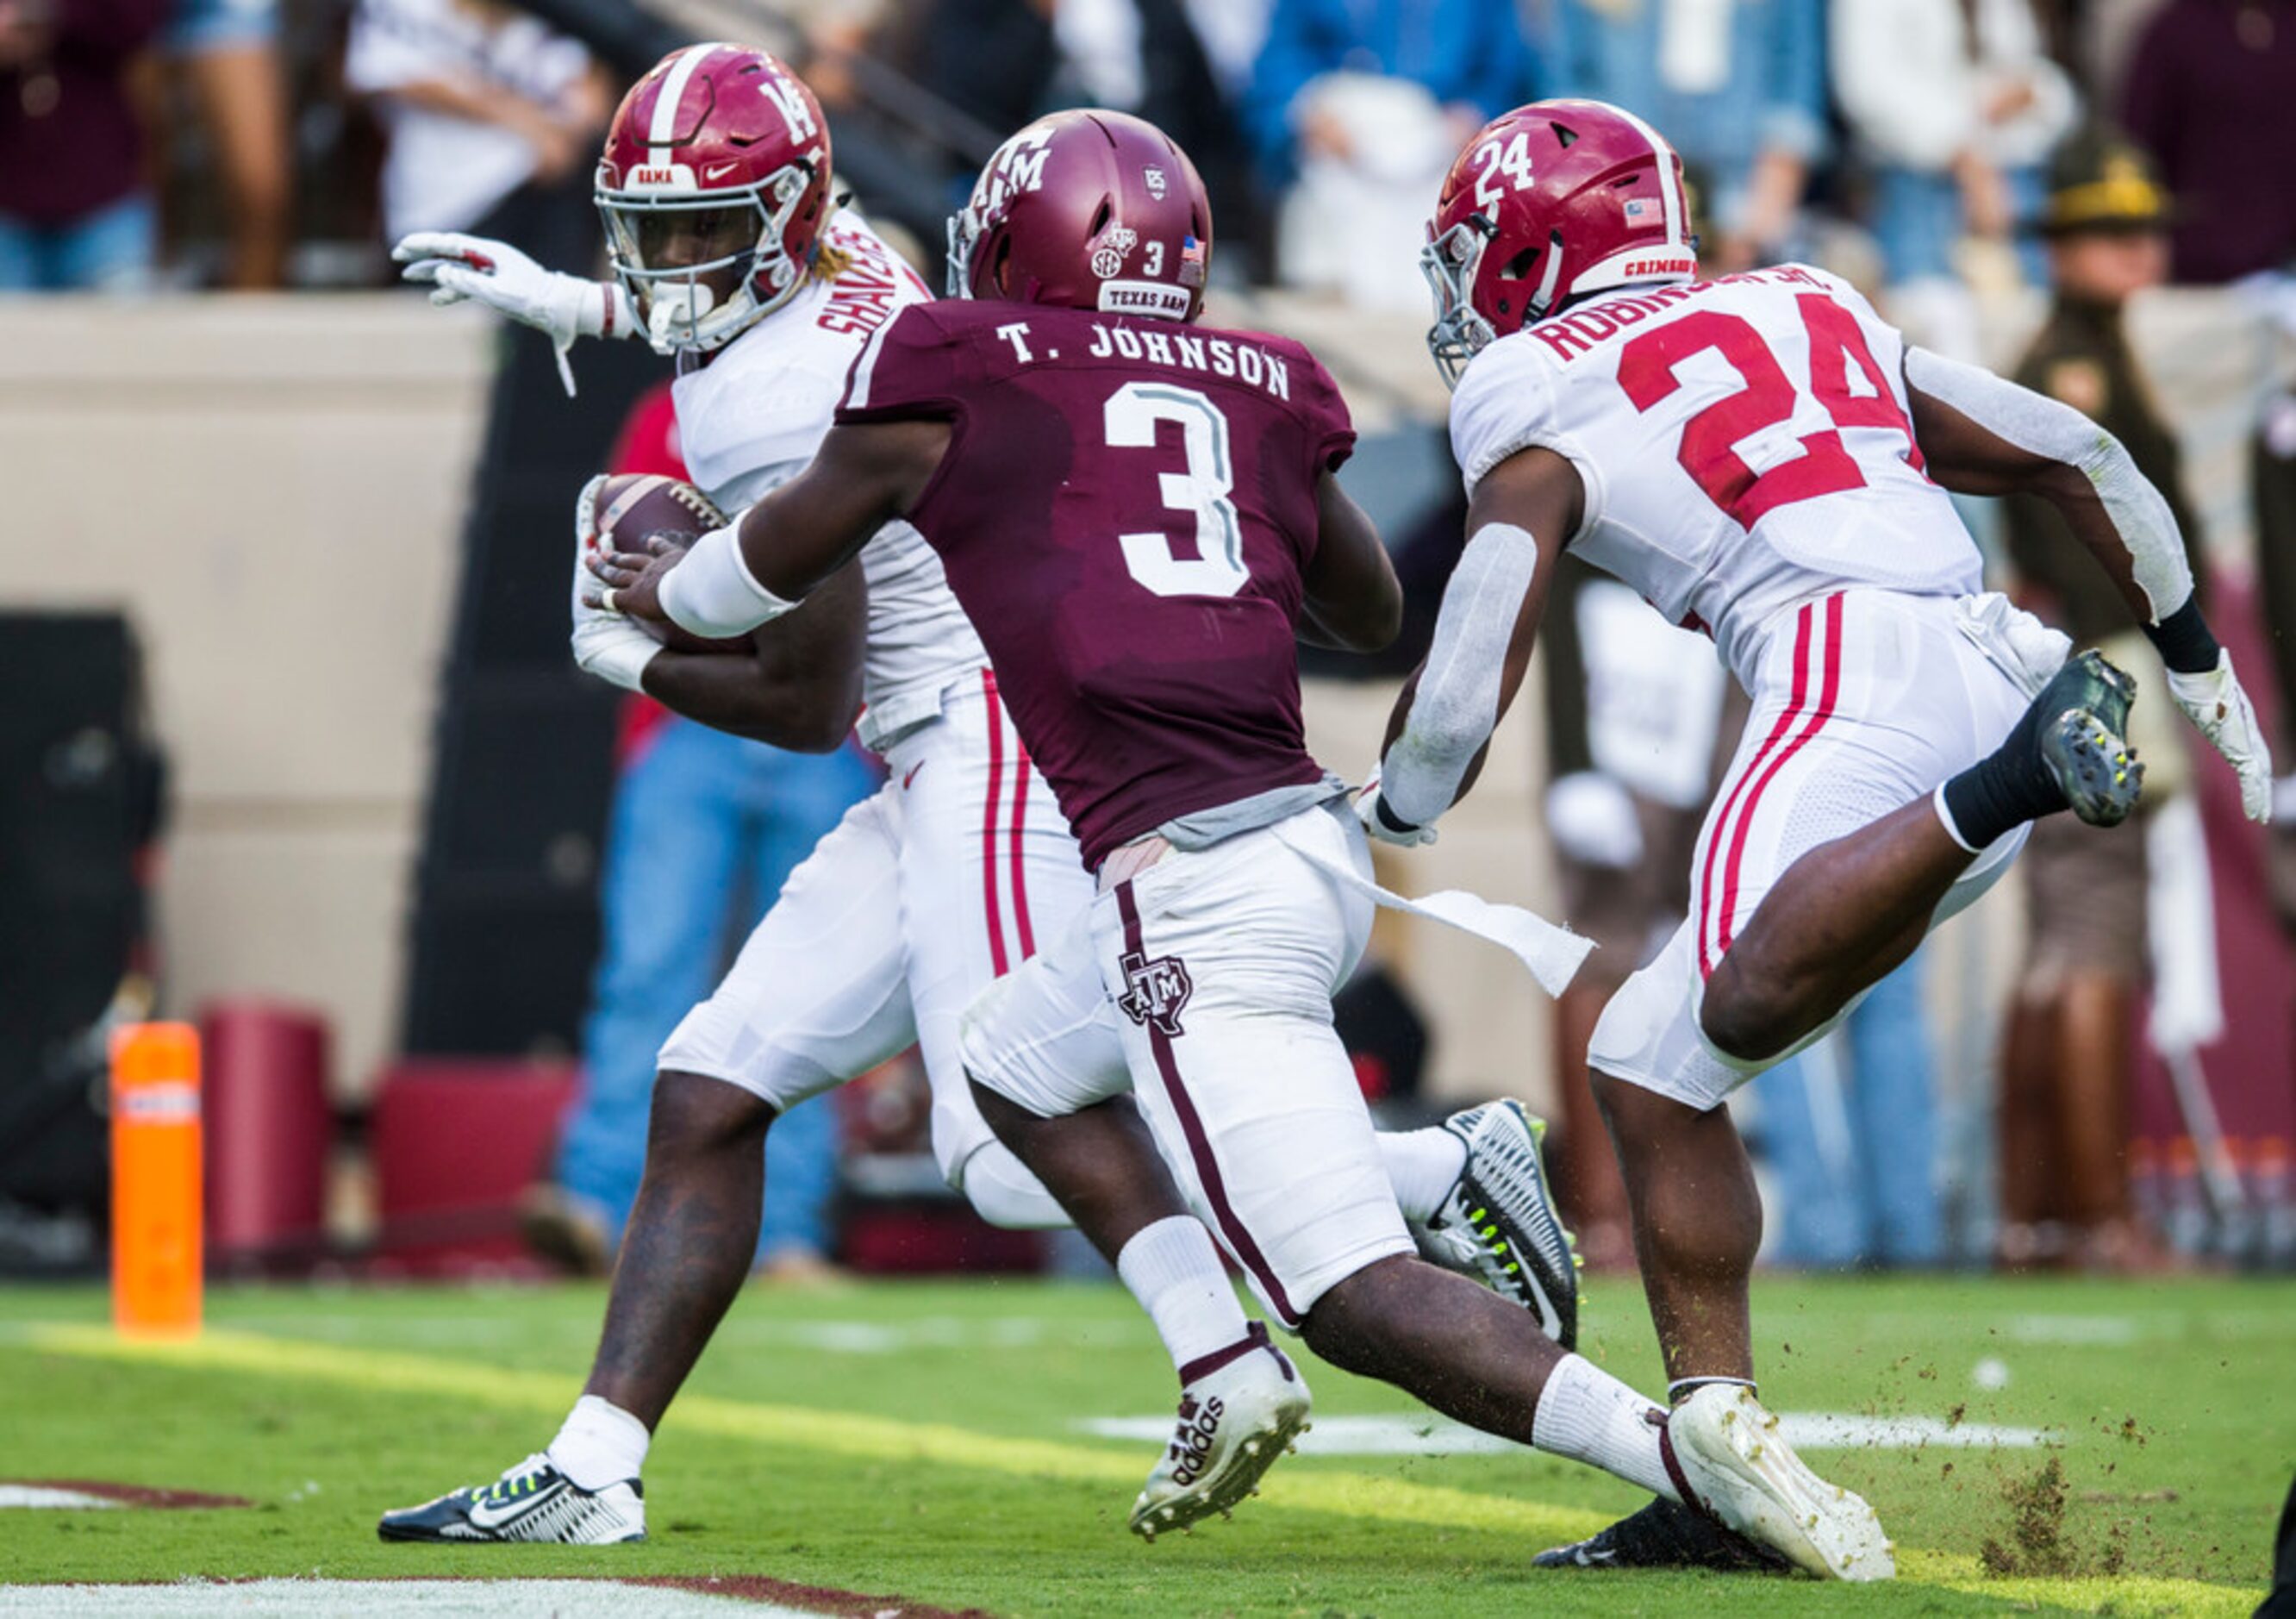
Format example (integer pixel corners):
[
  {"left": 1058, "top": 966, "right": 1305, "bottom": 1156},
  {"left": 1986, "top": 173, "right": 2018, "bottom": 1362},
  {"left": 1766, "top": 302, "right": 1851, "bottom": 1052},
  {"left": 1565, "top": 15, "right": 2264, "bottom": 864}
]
[
  {"left": 1422, "top": 99, "right": 1700, "bottom": 386},
  {"left": 947, "top": 109, "right": 1212, "bottom": 323},
  {"left": 595, "top": 43, "right": 836, "bottom": 353}
]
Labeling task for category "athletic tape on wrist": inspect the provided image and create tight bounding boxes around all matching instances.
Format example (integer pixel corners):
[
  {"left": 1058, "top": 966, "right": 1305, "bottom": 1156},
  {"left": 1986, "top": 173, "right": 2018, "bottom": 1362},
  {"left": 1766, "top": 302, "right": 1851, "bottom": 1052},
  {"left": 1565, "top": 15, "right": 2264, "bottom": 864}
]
[{"left": 577, "top": 626, "right": 659, "bottom": 694}]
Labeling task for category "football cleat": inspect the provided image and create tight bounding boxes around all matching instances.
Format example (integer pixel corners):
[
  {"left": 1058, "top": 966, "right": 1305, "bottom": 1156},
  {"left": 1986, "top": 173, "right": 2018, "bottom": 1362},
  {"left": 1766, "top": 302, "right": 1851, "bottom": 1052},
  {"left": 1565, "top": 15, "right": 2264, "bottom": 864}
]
[
  {"left": 377, "top": 1453, "right": 646, "bottom": 1544},
  {"left": 1662, "top": 1385, "right": 1894, "bottom": 1581},
  {"left": 2037, "top": 649, "right": 2143, "bottom": 828},
  {"left": 1131, "top": 1323, "right": 1310, "bottom": 1541},
  {"left": 1413, "top": 1100, "right": 1582, "bottom": 1349},
  {"left": 1533, "top": 1495, "right": 1794, "bottom": 1572}
]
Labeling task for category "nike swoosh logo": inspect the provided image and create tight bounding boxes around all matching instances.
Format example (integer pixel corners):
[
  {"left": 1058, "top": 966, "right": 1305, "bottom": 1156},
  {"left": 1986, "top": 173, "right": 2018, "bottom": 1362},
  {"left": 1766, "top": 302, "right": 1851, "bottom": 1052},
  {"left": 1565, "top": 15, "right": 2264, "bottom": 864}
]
[
  {"left": 903, "top": 762, "right": 924, "bottom": 790},
  {"left": 466, "top": 1481, "right": 567, "bottom": 1532},
  {"left": 704, "top": 162, "right": 740, "bottom": 182}
]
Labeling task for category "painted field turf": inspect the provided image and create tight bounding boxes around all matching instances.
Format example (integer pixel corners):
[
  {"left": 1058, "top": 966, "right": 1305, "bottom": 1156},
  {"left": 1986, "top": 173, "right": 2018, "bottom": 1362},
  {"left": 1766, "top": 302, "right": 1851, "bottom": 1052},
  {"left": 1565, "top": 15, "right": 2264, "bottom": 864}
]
[{"left": 0, "top": 1275, "right": 2284, "bottom": 1615}]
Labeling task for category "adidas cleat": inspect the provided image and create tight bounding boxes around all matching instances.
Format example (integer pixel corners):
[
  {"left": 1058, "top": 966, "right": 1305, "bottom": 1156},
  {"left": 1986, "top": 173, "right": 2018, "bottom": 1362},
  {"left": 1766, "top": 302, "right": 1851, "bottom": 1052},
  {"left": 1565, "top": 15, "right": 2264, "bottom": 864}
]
[
  {"left": 377, "top": 1453, "right": 646, "bottom": 1544},
  {"left": 1533, "top": 1494, "right": 1794, "bottom": 1572},
  {"left": 2037, "top": 649, "right": 2143, "bottom": 828},
  {"left": 1131, "top": 1322, "right": 1310, "bottom": 1541},
  {"left": 1663, "top": 1385, "right": 1894, "bottom": 1581},
  {"left": 1414, "top": 1100, "right": 1582, "bottom": 1349}
]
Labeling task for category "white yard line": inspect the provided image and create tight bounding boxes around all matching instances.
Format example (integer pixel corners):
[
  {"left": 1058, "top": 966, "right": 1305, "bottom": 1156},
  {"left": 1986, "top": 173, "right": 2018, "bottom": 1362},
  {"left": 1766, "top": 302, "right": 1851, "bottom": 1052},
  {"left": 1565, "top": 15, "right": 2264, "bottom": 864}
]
[
  {"left": 0, "top": 1580, "right": 810, "bottom": 1616},
  {"left": 0, "top": 1486, "right": 120, "bottom": 1510},
  {"left": 1076, "top": 1410, "right": 2053, "bottom": 1454}
]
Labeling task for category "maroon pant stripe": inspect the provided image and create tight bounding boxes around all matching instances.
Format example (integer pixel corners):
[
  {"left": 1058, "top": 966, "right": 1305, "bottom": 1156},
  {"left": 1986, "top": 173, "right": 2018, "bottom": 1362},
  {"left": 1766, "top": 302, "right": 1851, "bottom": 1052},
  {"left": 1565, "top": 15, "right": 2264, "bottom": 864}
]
[{"left": 1114, "top": 879, "right": 1299, "bottom": 1326}]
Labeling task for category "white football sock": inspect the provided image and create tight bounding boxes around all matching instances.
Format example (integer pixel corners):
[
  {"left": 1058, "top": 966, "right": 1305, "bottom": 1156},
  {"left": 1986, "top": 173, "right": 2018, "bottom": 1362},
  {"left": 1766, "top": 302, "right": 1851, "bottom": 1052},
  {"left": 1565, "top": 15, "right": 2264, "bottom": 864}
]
[
  {"left": 958, "top": 1142, "right": 1071, "bottom": 1229},
  {"left": 547, "top": 1395, "right": 650, "bottom": 1491},
  {"left": 1116, "top": 1216, "right": 1251, "bottom": 1375},
  {"left": 1530, "top": 1353, "right": 1681, "bottom": 1503},
  {"left": 1378, "top": 1126, "right": 1469, "bottom": 1224}
]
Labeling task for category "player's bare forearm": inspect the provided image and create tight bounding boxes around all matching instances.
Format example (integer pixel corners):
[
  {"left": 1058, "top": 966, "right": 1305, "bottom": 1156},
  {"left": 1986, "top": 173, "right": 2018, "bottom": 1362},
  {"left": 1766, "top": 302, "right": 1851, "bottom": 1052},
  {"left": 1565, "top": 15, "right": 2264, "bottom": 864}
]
[
  {"left": 639, "top": 561, "right": 867, "bottom": 752},
  {"left": 737, "top": 418, "right": 952, "bottom": 600},
  {"left": 1301, "top": 472, "right": 1402, "bottom": 652}
]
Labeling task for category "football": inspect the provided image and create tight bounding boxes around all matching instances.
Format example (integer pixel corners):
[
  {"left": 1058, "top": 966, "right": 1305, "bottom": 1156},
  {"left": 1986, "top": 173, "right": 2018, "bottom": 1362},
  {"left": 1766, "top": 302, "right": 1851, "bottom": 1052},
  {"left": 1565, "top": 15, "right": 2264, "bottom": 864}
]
[{"left": 588, "top": 472, "right": 754, "bottom": 655}]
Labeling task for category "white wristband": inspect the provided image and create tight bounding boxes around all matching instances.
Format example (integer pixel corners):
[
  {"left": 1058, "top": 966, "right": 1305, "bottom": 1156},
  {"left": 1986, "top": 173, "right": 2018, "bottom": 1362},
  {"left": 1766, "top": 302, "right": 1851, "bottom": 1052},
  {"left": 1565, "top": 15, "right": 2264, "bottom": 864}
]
[{"left": 659, "top": 521, "right": 796, "bottom": 641}]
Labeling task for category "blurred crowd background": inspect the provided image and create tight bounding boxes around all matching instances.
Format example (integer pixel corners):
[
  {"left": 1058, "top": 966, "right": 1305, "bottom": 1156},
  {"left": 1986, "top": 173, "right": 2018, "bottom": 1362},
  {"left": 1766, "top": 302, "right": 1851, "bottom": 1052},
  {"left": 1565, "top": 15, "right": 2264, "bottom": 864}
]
[{"left": 5, "top": 0, "right": 2295, "bottom": 1290}]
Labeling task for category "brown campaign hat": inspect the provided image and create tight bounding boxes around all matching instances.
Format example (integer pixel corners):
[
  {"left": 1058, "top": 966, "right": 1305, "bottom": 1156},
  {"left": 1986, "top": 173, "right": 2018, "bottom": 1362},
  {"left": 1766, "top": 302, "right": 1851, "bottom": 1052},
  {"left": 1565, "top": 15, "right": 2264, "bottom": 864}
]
[{"left": 2037, "top": 128, "right": 2173, "bottom": 236}]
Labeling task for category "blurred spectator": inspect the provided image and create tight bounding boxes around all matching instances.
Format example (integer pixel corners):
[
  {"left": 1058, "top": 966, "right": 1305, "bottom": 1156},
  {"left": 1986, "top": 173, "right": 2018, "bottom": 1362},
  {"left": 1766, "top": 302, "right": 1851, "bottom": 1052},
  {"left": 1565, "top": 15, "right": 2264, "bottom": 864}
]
[
  {"left": 2121, "top": 0, "right": 2296, "bottom": 284},
  {"left": 913, "top": 0, "right": 1059, "bottom": 155},
  {"left": 524, "top": 383, "right": 878, "bottom": 1278},
  {"left": 1832, "top": 0, "right": 2076, "bottom": 351},
  {"left": 1759, "top": 956, "right": 1946, "bottom": 1268},
  {"left": 1994, "top": 129, "right": 2199, "bottom": 1270},
  {"left": 1245, "top": 0, "right": 1532, "bottom": 308},
  {"left": 1054, "top": 0, "right": 1267, "bottom": 272},
  {"left": 1538, "top": 561, "right": 1730, "bottom": 1268},
  {"left": 345, "top": 0, "right": 609, "bottom": 250},
  {"left": 2249, "top": 384, "right": 2296, "bottom": 919},
  {"left": 0, "top": 0, "right": 170, "bottom": 291},
  {"left": 160, "top": 0, "right": 290, "bottom": 286},
  {"left": 1540, "top": 0, "right": 1827, "bottom": 272},
  {"left": 783, "top": 0, "right": 892, "bottom": 110}
]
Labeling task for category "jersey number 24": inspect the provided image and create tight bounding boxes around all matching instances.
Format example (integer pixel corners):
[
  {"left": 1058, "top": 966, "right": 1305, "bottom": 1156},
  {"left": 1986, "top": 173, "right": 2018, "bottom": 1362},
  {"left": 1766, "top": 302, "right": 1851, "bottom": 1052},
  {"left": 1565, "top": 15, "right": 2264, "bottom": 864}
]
[{"left": 1618, "top": 292, "right": 1927, "bottom": 530}]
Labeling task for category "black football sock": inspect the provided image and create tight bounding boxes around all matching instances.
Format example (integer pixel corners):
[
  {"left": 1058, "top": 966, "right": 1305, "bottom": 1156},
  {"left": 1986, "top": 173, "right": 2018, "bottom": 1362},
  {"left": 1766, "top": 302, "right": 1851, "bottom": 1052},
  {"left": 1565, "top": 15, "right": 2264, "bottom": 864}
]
[{"left": 1938, "top": 695, "right": 2068, "bottom": 851}]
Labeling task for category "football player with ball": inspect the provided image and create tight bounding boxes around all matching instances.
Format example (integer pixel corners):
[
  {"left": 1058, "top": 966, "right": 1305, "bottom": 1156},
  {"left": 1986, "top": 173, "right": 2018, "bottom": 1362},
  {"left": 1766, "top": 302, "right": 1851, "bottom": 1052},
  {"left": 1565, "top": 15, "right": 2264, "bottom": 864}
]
[
  {"left": 597, "top": 104, "right": 1888, "bottom": 1585},
  {"left": 378, "top": 46, "right": 1579, "bottom": 1547}
]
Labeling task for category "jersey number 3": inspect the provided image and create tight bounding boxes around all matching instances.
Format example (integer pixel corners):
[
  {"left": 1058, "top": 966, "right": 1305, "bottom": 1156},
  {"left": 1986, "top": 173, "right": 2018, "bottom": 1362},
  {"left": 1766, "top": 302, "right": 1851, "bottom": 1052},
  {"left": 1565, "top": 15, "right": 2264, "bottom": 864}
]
[
  {"left": 1617, "top": 293, "right": 1926, "bottom": 530},
  {"left": 1105, "top": 381, "right": 1250, "bottom": 597}
]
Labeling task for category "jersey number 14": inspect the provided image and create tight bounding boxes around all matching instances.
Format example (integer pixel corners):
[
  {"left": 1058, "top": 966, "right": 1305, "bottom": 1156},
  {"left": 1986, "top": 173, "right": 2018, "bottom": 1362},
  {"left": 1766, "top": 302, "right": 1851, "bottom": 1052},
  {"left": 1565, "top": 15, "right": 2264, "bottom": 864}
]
[{"left": 1618, "top": 292, "right": 1927, "bottom": 530}]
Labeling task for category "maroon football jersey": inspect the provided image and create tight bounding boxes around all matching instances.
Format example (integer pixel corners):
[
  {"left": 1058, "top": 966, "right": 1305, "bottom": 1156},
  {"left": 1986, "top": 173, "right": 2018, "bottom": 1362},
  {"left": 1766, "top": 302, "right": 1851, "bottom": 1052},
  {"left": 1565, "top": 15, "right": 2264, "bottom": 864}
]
[{"left": 838, "top": 300, "right": 1357, "bottom": 869}]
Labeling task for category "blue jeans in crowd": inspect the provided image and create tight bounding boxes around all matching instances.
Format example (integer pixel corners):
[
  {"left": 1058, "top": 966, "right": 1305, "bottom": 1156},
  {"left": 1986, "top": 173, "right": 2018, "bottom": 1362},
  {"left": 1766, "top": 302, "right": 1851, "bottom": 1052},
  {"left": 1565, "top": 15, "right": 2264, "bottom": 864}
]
[
  {"left": 555, "top": 717, "right": 876, "bottom": 1261},
  {"left": 1760, "top": 952, "right": 1943, "bottom": 1267},
  {"left": 1867, "top": 165, "right": 2048, "bottom": 287},
  {"left": 0, "top": 195, "right": 156, "bottom": 291}
]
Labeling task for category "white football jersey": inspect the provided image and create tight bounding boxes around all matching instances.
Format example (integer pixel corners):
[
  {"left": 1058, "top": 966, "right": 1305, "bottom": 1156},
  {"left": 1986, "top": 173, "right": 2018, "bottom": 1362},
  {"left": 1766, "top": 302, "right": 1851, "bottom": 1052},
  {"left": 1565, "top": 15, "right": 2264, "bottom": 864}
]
[
  {"left": 1449, "top": 263, "right": 1982, "bottom": 687},
  {"left": 674, "top": 214, "right": 989, "bottom": 749}
]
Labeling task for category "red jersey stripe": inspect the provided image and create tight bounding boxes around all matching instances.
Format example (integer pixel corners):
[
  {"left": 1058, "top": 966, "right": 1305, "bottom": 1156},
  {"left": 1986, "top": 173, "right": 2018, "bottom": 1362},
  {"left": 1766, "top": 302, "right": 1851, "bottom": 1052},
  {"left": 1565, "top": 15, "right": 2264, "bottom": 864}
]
[
  {"left": 1713, "top": 592, "right": 1846, "bottom": 967},
  {"left": 981, "top": 668, "right": 1011, "bottom": 978},
  {"left": 1697, "top": 602, "right": 1816, "bottom": 977}
]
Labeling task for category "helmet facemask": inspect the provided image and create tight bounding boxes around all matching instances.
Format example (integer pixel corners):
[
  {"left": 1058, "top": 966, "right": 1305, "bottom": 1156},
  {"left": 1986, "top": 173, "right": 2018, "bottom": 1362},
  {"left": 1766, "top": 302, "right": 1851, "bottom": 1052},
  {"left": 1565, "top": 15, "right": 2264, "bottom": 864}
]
[
  {"left": 1423, "top": 212, "right": 1575, "bottom": 390},
  {"left": 598, "top": 159, "right": 818, "bottom": 353},
  {"left": 945, "top": 205, "right": 983, "bottom": 301},
  {"left": 1421, "top": 216, "right": 1498, "bottom": 391}
]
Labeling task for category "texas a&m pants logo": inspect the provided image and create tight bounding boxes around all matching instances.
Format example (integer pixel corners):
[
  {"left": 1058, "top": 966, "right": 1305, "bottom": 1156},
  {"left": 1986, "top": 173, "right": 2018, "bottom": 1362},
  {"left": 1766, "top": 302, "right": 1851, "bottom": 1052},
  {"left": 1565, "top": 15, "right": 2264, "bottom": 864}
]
[{"left": 1117, "top": 948, "right": 1194, "bottom": 1038}]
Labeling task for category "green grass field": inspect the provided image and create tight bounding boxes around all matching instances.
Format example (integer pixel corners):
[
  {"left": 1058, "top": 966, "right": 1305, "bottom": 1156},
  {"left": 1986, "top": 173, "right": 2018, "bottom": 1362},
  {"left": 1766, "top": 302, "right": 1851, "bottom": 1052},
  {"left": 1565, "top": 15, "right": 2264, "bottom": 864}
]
[{"left": 0, "top": 1272, "right": 2287, "bottom": 1614}]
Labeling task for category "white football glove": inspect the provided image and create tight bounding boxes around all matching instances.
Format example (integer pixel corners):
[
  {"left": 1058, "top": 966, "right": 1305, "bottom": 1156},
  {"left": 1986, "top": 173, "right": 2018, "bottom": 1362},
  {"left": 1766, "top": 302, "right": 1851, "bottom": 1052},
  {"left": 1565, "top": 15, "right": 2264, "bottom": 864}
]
[
  {"left": 2166, "top": 650, "right": 2274, "bottom": 822},
  {"left": 568, "top": 473, "right": 662, "bottom": 694},
  {"left": 1355, "top": 769, "right": 1437, "bottom": 847},
  {"left": 393, "top": 231, "right": 635, "bottom": 397}
]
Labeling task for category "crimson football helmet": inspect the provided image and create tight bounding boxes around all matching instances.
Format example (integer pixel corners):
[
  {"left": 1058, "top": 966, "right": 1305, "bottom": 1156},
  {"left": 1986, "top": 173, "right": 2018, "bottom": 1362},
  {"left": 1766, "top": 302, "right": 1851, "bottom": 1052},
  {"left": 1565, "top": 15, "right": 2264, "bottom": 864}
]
[
  {"left": 948, "top": 109, "right": 1212, "bottom": 323},
  {"left": 595, "top": 43, "right": 836, "bottom": 353},
  {"left": 1422, "top": 99, "right": 1700, "bottom": 386}
]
